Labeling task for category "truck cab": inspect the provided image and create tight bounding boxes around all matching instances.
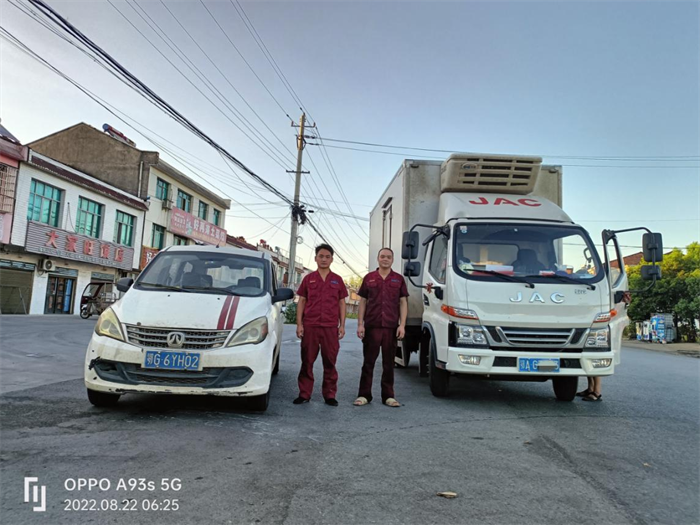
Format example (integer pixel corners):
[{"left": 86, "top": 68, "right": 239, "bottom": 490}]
[{"left": 371, "top": 153, "right": 662, "bottom": 401}]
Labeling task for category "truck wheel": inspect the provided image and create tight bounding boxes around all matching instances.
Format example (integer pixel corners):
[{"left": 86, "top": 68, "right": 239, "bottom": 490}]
[
  {"left": 87, "top": 389, "right": 120, "bottom": 407},
  {"left": 272, "top": 348, "right": 280, "bottom": 375},
  {"left": 552, "top": 377, "right": 578, "bottom": 401},
  {"left": 429, "top": 343, "right": 450, "bottom": 397},
  {"left": 248, "top": 391, "right": 270, "bottom": 412}
]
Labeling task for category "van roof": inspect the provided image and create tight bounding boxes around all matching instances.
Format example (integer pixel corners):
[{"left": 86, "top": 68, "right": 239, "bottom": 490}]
[{"left": 163, "top": 244, "right": 269, "bottom": 260}]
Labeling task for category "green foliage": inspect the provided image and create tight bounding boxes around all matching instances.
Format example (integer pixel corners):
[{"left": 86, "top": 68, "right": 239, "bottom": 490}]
[
  {"left": 283, "top": 302, "right": 297, "bottom": 324},
  {"left": 346, "top": 275, "right": 363, "bottom": 290},
  {"left": 627, "top": 242, "right": 700, "bottom": 341}
]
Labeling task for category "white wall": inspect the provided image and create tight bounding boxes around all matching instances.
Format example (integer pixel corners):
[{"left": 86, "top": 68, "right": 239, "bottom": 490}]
[
  {"left": 12, "top": 160, "right": 145, "bottom": 270},
  {"left": 143, "top": 166, "right": 228, "bottom": 249}
]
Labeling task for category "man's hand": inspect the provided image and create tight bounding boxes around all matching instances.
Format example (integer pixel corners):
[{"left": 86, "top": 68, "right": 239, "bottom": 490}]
[
  {"left": 397, "top": 325, "right": 405, "bottom": 340},
  {"left": 338, "top": 325, "right": 346, "bottom": 340},
  {"left": 296, "top": 325, "right": 304, "bottom": 339},
  {"left": 357, "top": 325, "right": 365, "bottom": 339}
]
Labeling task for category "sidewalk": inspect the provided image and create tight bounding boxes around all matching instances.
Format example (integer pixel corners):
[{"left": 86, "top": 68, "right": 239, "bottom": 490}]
[{"left": 623, "top": 339, "right": 700, "bottom": 358}]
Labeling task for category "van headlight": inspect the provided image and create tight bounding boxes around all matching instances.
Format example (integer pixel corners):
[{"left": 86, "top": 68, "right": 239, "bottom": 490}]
[
  {"left": 226, "top": 317, "right": 268, "bottom": 347},
  {"left": 585, "top": 327, "right": 610, "bottom": 349},
  {"left": 452, "top": 323, "right": 489, "bottom": 348},
  {"left": 94, "top": 308, "right": 125, "bottom": 342}
]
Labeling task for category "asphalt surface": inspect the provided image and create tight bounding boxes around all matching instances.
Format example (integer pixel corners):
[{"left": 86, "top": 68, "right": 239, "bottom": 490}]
[{"left": 1, "top": 315, "right": 698, "bottom": 525}]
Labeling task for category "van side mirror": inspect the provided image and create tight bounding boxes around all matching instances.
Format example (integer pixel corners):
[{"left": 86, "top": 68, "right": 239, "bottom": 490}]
[
  {"left": 116, "top": 278, "right": 134, "bottom": 293},
  {"left": 404, "top": 261, "right": 421, "bottom": 277},
  {"left": 272, "top": 288, "right": 294, "bottom": 304},
  {"left": 641, "top": 265, "right": 662, "bottom": 281},
  {"left": 402, "top": 231, "right": 419, "bottom": 260},
  {"left": 643, "top": 233, "right": 663, "bottom": 263}
]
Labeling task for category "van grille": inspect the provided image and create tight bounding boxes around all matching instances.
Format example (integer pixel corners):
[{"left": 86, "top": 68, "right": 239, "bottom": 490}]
[
  {"left": 486, "top": 327, "right": 587, "bottom": 348},
  {"left": 125, "top": 325, "right": 229, "bottom": 349}
]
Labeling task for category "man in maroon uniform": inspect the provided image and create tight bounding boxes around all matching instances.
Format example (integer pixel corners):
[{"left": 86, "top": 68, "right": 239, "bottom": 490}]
[
  {"left": 294, "top": 244, "right": 348, "bottom": 406},
  {"left": 354, "top": 248, "right": 409, "bottom": 407}
]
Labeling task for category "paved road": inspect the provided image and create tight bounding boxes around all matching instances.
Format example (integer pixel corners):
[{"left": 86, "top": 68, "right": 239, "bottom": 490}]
[{"left": 1, "top": 316, "right": 698, "bottom": 525}]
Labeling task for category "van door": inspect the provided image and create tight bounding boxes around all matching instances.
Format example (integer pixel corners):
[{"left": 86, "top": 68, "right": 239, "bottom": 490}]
[{"left": 603, "top": 233, "right": 629, "bottom": 365}]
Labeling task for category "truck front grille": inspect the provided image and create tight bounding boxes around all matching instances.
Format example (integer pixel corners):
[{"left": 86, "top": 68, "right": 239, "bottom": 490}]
[
  {"left": 487, "top": 327, "right": 587, "bottom": 348},
  {"left": 125, "top": 325, "right": 229, "bottom": 349}
]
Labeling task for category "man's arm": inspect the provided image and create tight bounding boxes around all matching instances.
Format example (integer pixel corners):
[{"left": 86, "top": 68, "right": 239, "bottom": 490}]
[
  {"left": 397, "top": 297, "right": 408, "bottom": 339},
  {"left": 338, "top": 298, "right": 346, "bottom": 339},
  {"left": 357, "top": 297, "right": 367, "bottom": 339},
  {"left": 296, "top": 297, "right": 306, "bottom": 338}
]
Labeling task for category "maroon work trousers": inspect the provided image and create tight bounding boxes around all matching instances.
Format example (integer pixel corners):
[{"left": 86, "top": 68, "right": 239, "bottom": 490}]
[
  {"left": 298, "top": 326, "right": 340, "bottom": 400},
  {"left": 358, "top": 327, "right": 396, "bottom": 402}
]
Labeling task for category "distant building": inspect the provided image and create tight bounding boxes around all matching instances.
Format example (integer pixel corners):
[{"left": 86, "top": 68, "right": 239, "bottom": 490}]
[
  {"left": 610, "top": 252, "right": 645, "bottom": 269},
  {"left": 29, "top": 123, "right": 231, "bottom": 271}
]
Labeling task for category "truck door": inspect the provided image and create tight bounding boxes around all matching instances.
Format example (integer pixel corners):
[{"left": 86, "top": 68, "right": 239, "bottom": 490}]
[
  {"left": 603, "top": 234, "right": 629, "bottom": 365},
  {"left": 424, "top": 235, "right": 450, "bottom": 362}
]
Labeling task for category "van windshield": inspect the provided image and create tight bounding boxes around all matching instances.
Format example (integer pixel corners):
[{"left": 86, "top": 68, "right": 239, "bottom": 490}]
[
  {"left": 452, "top": 223, "right": 603, "bottom": 284},
  {"left": 136, "top": 251, "right": 267, "bottom": 297}
]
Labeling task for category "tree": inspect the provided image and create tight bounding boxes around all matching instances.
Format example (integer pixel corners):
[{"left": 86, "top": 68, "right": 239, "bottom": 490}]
[
  {"left": 627, "top": 242, "right": 700, "bottom": 342},
  {"left": 346, "top": 275, "right": 363, "bottom": 290}
]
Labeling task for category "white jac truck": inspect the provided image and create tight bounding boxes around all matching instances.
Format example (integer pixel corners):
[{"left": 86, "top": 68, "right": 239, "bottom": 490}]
[{"left": 369, "top": 153, "right": 662, "bottom": 401}]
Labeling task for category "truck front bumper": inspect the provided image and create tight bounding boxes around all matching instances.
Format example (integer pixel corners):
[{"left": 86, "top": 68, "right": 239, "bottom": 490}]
[
  {"left": 84, "top": 333, "right": 274, "bottom": 397},
  {"left": 444, "top": 346, "right": 614, "bottom": 377}
]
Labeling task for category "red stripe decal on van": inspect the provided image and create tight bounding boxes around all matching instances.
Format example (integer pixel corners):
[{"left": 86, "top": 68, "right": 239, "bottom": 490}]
[
  {"left": 218, "top": 296, "right": 233, "bottom": 329},
  {"left": 225, "top": 296, "right": 241, "bottom": 330}
]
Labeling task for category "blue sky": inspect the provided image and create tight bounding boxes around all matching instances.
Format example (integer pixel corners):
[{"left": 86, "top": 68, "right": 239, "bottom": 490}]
[{"left": 2, "top": 0, "right": 698, "bottom": 277}]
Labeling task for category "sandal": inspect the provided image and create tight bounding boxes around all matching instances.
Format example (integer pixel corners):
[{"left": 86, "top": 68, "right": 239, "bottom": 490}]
[
  {"left": 383, "top": 398, "right": 401, "bottom": 407},
  {"left": 353, "top": 397, "right": 370, "bottom": 406},
  {"left": 582, "top": 392, "right": 602, "bottom": 402},
  {"left": 576, "top": 389, "right": 592, "bottom": 397}
]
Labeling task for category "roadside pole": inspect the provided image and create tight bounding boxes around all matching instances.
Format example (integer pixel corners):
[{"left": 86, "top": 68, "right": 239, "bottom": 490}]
[{"left": 287, "top": 114, "right": 306, "bottom": 287}]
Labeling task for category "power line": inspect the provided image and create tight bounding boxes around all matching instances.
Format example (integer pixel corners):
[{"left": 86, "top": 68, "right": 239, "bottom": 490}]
[{"left": 312, "top": 136, "right": 700, "bottom": 161}]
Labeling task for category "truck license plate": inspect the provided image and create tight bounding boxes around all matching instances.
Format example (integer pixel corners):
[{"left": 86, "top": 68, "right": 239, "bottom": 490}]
[
  {"left": 143, "top": 351, "right": 201, "bottom": 371},
  {"left": 518, "top": 357, "right": 560, "bottom": 373}
]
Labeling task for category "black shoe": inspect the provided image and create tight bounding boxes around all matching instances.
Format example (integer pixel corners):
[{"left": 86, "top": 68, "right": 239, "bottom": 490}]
[
  {"left": 324, "top": 398, "right": 339, "bottom": 407},
  {"left": 293, "top": 396, "right": 309, "bottom": 404}
]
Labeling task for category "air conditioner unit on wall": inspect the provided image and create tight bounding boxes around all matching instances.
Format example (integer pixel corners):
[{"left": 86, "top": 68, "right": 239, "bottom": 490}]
[
  {"left": 40, "top": 259, "right": 55, "bottom": 272},
  {"left": 162, "top": 199, "right": 173, "bottom": 210}
]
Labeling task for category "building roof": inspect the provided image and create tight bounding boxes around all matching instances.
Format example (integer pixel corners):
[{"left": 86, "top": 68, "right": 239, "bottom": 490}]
[
  {"left": 0, "top": 121, "right": 21, "bottom": 145},
  {"left": 27, "top": 151, "right": 149, "bottom": 211},
  {"left": 227, "top": 235, "right": 258, "bottom": 251}
]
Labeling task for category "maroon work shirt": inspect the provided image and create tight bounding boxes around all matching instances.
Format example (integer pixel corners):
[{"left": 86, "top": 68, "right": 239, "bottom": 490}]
[
  {"left": 297, "top": 270, "right": 349, "bottom": 327},
  {"left": 358, "top": 269, "right": 409, "bottom": 329}
]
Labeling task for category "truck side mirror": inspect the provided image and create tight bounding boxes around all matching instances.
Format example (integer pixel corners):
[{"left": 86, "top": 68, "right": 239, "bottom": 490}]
[
  {"left": 404, "top": 261, "right": 421, "bottom": 277},
  {"left": 641, "top": 265, "right": 662, "bottom": 281},
  {"left": 643, "top": 232, "right": 663, "bottom": 263},
  {"left": 116, "top": 277, "right": 134, "bottom": 292},
  {"left": 402, "top": 231, "right": 419, "bottom": 260},
  {"left": 272, "top": 288, "right": 294, "bottom": 304}
]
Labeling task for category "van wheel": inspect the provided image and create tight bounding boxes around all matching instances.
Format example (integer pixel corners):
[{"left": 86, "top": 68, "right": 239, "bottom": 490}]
[
  {"left": 552, "top": 377, "right": 578, "bottom": 401},
  {"left": 248, "top": 391, "right": 270, "bottom": 412},
  {"left": 429, "top": 342, "right": 450, "bottom": 397},
  {"left": 87, "top": 389, "right": 120, "bottom": 407},
  {"left": 272, "top": 349, "right": 280, "bottom": 375}
]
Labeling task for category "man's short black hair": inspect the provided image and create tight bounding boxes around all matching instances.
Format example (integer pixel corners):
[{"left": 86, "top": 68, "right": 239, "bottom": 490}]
[
  {"left": 378, "top": 247, "right": 394, "bottom": 257},
  {"left": 315, "top": 243, "right": 334, "bottom": 256}
]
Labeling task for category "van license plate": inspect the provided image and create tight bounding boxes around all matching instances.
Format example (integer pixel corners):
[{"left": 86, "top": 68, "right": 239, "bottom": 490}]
[
  {"left": 518, "top": 357, "right": 560, "bottom": 373},
  {"left": 143, "top": 351, "right": 201, "bottom": 371}
]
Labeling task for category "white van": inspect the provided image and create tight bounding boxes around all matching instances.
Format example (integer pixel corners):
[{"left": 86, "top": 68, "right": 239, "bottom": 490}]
[{"left": 84, "top": 245, "right": 293, "bottom": 411}]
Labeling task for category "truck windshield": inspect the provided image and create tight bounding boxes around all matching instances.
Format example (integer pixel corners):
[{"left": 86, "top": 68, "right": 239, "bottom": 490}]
[
  {"left": 452, "top": 223, "right": 603, "bottom": 284},
  {"left": 136, "top": 251, "right": 267, "bottom": 297}
]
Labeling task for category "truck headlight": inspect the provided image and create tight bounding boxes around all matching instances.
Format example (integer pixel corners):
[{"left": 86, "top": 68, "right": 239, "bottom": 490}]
[
  {"left": 94, "top": 308, "right": 125, "bottom": 342},
  {"left": 585, "top": 327, "right": 610, "bottom": 349},
  {"left": 452, "top": 323, "right": 488, "bottom": 348},
  {"left": 226, "top": 317, "right": 268, "bottom": 347}
]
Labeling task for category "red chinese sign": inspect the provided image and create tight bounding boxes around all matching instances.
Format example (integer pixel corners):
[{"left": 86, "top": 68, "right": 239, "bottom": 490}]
[
  {"left": 140, "top": 246, "right": 160, "bottom": 270},
  {"left": 170, "top": 207, "right": 227, "bottom": 245},
  {"left": 26, "top": 222, "right": 134, "bottom": 270}
]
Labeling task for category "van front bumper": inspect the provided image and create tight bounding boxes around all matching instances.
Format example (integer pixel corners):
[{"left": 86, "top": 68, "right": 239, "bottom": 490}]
[
  {"left": 444, "top": 346, "right": 614, "bottom": 377},
  {"left": 84, "top": 333, "right": 274, "bottom": 397}
]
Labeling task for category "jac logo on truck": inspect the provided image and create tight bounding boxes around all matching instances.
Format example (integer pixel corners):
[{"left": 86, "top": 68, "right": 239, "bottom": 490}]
[
  {"left": 510, "top": 292, "right": 564, "bottom": 304},
  {"left": 468, "top": 197, "right": 542, "bottom": 207}
]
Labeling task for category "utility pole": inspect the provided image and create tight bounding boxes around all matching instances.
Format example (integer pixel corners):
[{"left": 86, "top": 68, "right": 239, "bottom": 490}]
[{"left": 287, "top": 114, "right": 313, "bottom": 287}]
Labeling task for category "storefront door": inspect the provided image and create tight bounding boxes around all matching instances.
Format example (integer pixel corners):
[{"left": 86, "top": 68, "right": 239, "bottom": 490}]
[{"left": 44, "top": 276, "right": 76, "bottom": 314}]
